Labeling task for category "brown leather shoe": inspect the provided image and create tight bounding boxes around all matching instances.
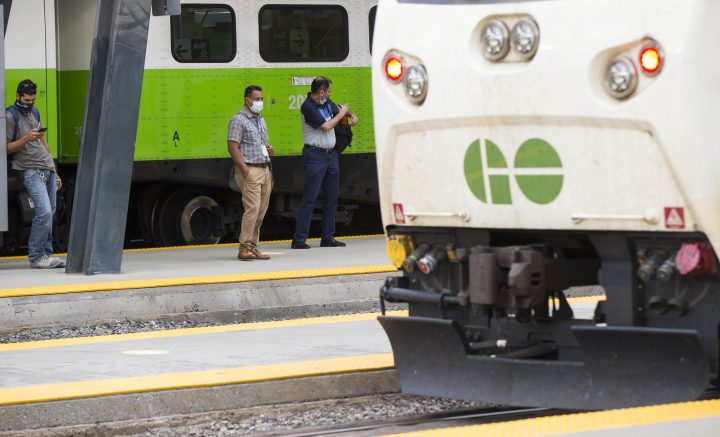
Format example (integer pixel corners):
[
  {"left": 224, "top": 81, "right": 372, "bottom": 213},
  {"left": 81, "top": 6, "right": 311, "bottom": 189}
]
[
  {"left": 252, "top": 246, "right": 271, "bottom": 260},
  {"left": 237, "top": 246, "right": 257, "bottom": 261}
]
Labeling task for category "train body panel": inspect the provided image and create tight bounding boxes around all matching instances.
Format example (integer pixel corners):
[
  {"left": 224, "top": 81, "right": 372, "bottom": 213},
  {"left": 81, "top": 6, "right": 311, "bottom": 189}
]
[
  {"left": 374, "top": 0, "right": 720, "bottom": 240},
  {"left": 2, "top": 0, "right": 380, "bottom": 252},
  {"left": 372, "top": 0, "right": 720, "bottom": 409},
  {"left": 55, "top": 0, "right": 376, "bottom": 162}
]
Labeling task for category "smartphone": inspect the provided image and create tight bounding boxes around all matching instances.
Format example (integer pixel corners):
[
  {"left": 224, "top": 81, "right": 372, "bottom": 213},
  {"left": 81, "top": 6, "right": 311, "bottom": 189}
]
[{"left": 37, "top": 127, "right": 48, "bottom": 133}]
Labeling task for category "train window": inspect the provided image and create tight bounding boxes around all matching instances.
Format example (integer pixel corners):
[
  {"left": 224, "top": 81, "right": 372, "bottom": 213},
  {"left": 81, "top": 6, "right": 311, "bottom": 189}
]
[
  {"left": 258, "top": 5, "right": 349, "bottom": 62},
  {"left": 369, "top": 6, "right": 377, "bottom": 54},
  {"left": 171, "top": 5, "right": 236, "bottom": 63}
]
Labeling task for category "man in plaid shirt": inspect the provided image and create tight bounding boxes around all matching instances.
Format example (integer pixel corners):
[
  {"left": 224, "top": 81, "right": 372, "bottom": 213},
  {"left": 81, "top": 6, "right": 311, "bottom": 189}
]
[{"left": 228, "top": 85, "right": 274, "bottom": 260}]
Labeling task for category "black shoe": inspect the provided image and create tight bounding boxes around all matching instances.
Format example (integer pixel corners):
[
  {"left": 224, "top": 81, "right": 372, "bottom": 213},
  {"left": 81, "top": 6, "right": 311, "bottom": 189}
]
[
  {"left": 320, "top": 238, "right": 346, "bottom": 247},
  {"left": 291, "top": 240, "right": 311, "bottom": 249}
]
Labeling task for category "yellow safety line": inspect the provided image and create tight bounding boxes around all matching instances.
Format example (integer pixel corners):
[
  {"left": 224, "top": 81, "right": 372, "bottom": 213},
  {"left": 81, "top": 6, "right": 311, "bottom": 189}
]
[
  {"left": 386, "top": 399, "right": 720, "bottom": 436},
  {"left": 0, "top": 353, "right": 395, "bottom": 406},
  {"left": 0, "top": 234, "right": 386, "bottom": 260},
  {"left": 0, "top": 297, "right": 602, "bottom": 350},
  {"left": 0, "top": 264, "right": 399, "bottom": 298},
  {"left": 0, "top": 296, "right": 600, "bottom": 350},
  {"left": 0, "top": 311, "right": 408, "bottom": 351}
]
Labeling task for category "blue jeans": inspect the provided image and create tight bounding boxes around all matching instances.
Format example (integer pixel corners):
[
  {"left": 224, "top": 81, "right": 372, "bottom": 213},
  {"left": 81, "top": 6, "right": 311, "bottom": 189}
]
[
  {"left": 293, "top": 147, "right": 339, "bottom": 242},
  {"left": 22, "top": 169, "right": 57, "bottom": 264}
]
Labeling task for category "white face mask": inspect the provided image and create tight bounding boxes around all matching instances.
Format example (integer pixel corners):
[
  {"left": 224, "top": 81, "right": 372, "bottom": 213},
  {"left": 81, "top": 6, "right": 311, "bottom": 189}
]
[
  {"left": 318, "top": 98, "right": 327, "bottom": 105},
  {"left": 250, "top": 100, "right": 264, "bottom": 114}
]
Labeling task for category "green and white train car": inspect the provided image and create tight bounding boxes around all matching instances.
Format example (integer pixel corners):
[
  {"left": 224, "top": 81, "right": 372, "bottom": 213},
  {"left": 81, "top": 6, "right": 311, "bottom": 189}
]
[{"left": 2, "top": 0, "right": 379, "bottom": 253}]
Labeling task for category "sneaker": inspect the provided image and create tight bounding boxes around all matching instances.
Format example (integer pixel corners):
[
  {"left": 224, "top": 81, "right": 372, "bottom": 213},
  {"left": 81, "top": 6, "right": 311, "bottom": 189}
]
[
  {"left": 320, "top": 238, "right": 346, "bottom": 247},
  {"left": 291, "top": 240, "right": 311, "bottom": 249},
  {"left": 31, "top": 255, "right": 63, "bottom": 269},
  {"left": 49, "top": 256, "right": 66, "bottom": 268}
]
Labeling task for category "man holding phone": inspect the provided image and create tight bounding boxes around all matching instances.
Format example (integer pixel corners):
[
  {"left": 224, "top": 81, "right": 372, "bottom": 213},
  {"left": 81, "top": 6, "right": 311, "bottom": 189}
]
[
  {"left": 5, "top": 79, "right": 65, "bottom": 269},
  {"left": 291, "top": 76, "right": 359, "bottom": 249}
]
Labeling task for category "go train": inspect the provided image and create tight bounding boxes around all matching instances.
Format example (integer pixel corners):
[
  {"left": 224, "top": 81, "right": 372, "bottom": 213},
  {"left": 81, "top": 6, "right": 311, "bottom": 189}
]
[
  {"left": 1, "top": 0, "right": 380, "bottom": 255},
  {"left": 373, "top": 0, "right": 720, "bottom": 409}
]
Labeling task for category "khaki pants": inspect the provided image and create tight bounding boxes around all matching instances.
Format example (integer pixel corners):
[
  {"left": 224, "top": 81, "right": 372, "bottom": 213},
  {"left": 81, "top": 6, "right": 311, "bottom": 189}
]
[{"left": 235, "top": 165, "right": 272, "bottom": 247}]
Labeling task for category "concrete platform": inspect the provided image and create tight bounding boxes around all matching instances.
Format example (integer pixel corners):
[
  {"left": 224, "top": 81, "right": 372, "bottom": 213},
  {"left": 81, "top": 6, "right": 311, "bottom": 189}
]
[
  {"left": 0, "top": 236, "right": 398, "bottom": 329},
  {"left": 0, "top": 312, "right": 398, "bottom": 431},
  {"left": 0, "top": 300, "right": 601, "bottom": 431},
  {"left": 0, "top": 235, "right": 393, "bottom": 294}
]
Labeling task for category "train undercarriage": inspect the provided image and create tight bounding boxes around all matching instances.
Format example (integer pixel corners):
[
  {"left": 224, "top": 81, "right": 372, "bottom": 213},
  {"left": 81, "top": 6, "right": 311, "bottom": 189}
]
[
  {"left": 0, "top": 154, "right": 381, "bottom": 255},
  {"left": 380, "top": 227, "right": 719, "bottom": 410}
]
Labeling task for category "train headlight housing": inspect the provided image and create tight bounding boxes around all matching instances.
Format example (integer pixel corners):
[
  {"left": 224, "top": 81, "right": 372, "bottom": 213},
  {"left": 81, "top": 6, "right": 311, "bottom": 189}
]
[
  {"left": 481, "top": 20, "right": 510, "bottom": 61},
  {"left": 403, "top": 64, "right": 428, "bottom": 104},
  {"left": 511, "top": 19, "right": 539, "bottom": 59},
  {"left": 605, "top": 57, "right": 638, "bottom": 99}
]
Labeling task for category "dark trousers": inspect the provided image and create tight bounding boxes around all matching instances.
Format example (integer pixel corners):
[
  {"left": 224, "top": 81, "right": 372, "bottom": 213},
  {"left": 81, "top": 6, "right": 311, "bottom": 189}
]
[{"left": 293, "top": 146, "right": 339, "bottom": 242}]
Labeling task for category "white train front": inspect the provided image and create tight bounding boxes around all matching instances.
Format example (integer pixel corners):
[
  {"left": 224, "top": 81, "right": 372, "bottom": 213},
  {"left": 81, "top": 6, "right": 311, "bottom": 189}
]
[{"left": 372, "top": 0, "right": 720, "bottom": 409}]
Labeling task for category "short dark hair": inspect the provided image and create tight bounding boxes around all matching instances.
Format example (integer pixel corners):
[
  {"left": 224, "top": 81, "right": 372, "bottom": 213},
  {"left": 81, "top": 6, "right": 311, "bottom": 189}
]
[
  {"left": 311, "top": 76, "right": 331, "bottom": 93},
  {"left": 244, "top": 85, "right": 262, "bottom": 98},
  {"left": 17, "top": 79, "right": 37, "bottom": 96}
]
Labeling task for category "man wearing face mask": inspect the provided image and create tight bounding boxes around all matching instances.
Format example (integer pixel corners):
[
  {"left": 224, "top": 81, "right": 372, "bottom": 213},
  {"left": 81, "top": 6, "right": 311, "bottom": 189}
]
[
  {"left": 291, "top": 76, "right": 358, "bottom": 249},
  {"left": 228, "top": 85, "right": 275, "bottom": 260},
  {"left": 6, "top": 79, "right": 65, "bottom": 269}
]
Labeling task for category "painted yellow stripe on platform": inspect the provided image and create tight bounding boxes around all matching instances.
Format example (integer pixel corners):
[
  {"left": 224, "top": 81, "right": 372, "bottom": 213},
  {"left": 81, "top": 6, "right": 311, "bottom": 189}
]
[
  {"left": 0, "top": 234, "right": 386, "bottom": 260},
  {"left": 0, "top": 297, "right": 600, "bottom": 350},
  {"left": 0, "top": 264, "right": 398, "bottom": 298},
  {"left": 0, "top": 311, "right": 408, "bottom": 351},
  {"left": 387, "top": 399, "right": 720, "bottom": 436},
  {"left": 0, "top": 353, "right": 394, "bottom": 406}
]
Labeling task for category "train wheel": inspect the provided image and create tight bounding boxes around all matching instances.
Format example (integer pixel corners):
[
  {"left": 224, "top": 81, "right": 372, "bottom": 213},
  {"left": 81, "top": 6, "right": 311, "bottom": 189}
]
[
  {"left": 178, "top": 195, "right": 222, "bottom": 245},
  {"left": 151, "top": 188, "right": 222, "bottom": 247}
]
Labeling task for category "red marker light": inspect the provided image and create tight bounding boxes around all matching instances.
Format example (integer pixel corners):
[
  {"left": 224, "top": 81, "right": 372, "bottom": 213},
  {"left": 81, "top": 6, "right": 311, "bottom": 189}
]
[
  {"left": 385, "top": 57, "right": 404, "bottom": 81},
  {"left": 640, "top": 47, "right": 662, "bottom": 74}
]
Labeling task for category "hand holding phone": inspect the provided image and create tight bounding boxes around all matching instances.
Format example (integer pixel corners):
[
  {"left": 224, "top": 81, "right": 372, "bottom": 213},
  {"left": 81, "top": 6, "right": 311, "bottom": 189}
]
[{"left": 36, "top": 127, "right": 47, "bottom": 133}]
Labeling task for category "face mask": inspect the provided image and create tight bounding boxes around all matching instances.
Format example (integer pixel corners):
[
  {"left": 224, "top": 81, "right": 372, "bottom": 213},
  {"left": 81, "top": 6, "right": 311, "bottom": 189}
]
[
  {"left": 319, "top": 98, "right": 327, "bottom": 105},
  {"left": 14, "top": 100, "right": 33, "bottom": 114},
  {"left": 250, "top": 100, "right": 263, "bottom": 114}
]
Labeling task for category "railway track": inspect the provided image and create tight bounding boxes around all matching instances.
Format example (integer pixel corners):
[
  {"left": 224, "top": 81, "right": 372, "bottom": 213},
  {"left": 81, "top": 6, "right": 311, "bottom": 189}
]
[{"left": 273, "top": 406, "right": 565, "bottom": 437}]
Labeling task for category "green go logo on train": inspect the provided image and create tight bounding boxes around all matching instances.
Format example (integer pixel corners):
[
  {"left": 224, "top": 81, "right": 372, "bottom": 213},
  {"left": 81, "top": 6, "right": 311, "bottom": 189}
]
[{"left": 464, "top": 138, "right": 564, "bottom": 205}]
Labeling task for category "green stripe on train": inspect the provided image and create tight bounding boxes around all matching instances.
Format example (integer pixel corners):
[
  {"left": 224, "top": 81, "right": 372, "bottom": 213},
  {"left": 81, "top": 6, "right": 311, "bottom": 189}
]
[{"left": 55, "top": 67, "right": 374, "bottom": 163}]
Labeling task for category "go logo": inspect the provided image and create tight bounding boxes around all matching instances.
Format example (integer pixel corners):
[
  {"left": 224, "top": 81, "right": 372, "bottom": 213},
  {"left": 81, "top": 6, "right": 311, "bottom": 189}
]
[{"left": 464, "top": 138, "right": 563, "bottom": 205}]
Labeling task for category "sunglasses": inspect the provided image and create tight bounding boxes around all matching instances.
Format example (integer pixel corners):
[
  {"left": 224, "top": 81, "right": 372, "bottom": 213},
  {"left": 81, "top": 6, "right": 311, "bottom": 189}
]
[{"left": 18, "top": 83, "right": 37, "bottom": 92}]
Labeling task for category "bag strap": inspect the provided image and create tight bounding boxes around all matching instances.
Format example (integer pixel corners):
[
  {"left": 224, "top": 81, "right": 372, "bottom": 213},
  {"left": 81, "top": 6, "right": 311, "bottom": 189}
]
[
  {"left": 6, "top": 105, "right": 42, "bottom": 142},
  {"left": 6, "top": 105, "right": 19, "bottom": 142},
  {"left": 32, "top": 107, "right": 41, "bottom": 127}
]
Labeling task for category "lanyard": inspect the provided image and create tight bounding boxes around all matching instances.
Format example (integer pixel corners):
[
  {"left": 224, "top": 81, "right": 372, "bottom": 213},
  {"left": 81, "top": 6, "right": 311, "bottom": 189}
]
[
  {"left": 319, "top": 105, "right": 332, "bottom": 121},
  {"left": 253, "top": 116, "right": 263, "bottom": 132}
]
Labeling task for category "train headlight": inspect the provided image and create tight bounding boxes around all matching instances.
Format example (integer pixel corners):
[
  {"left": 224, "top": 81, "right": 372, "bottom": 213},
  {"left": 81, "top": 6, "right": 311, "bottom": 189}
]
[
  {"left": 481, "top": 20, "right": 509, "bottom": 61},
  {"left": 605, "top": 57, "right": 638, "bottom": 99},
  {"left": 385, "top": 54, "right": 404, "bottom": 81},
  {"left": 511, "top": 19, "right": 539, "bottom": 59},
  {"left": 639, "top": 45, "right": 662, "bottom": 75},
  {"left": 403, "top": 64, "right": 428, "bottom": 104}
]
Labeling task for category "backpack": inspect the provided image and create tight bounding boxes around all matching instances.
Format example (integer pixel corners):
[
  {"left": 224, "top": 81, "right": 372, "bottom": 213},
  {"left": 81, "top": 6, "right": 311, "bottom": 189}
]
[{"left": 334, "top": 122, "right": 353, "bottom": 154}]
